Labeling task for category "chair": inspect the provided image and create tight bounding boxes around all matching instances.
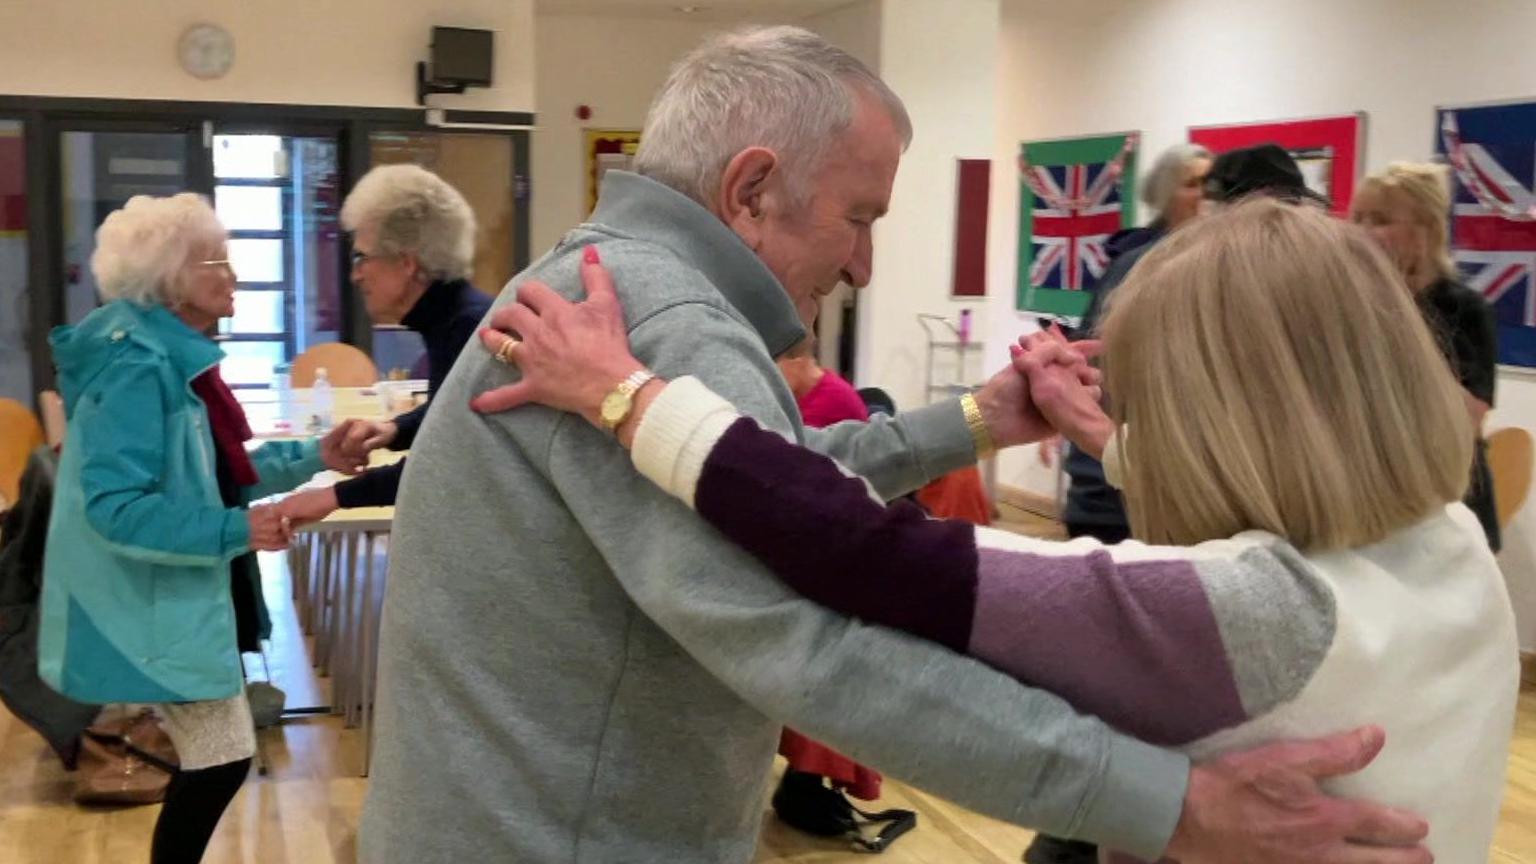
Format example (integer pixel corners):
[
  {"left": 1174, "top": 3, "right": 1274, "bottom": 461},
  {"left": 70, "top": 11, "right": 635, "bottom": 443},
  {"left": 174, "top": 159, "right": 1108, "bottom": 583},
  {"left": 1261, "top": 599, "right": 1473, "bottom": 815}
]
[
  {"left": 39, "top": 391, "right": 66, "bottom": 449},
  {"left": 0, "top": 398, "right": 45, "bottom": 507},
  {"left": 291, "top": 343, "right": 378, "bottom": 388},
  {"left": 1487, "top": 427, "right": 1534, "bottom": 531}
]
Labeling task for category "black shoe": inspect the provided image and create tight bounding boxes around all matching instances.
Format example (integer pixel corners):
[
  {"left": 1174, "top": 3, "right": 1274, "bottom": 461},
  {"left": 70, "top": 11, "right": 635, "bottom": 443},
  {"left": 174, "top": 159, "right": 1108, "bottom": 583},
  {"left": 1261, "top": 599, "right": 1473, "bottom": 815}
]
[{"left": 1023, "top": 834, "right": 1099, "bottom": 864}]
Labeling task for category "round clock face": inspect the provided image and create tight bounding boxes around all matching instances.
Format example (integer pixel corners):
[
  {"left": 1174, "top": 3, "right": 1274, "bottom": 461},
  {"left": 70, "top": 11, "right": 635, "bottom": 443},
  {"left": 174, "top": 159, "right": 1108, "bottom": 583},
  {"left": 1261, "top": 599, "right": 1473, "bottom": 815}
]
[{"left": 178, "top": 24, "right": 234, "bottom": 80}]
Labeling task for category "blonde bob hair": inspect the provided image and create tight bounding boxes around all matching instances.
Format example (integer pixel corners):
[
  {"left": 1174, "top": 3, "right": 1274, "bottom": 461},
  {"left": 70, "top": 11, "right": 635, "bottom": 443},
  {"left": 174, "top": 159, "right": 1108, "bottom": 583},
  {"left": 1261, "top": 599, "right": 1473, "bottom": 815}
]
[
  {"left": 1100, "top": 198, "right": 1471, "bottom": 551},
  {"left": 1355, "top": 162, "right": 1457, "bottom": 282},
  {"left": 91, "top": 193, "right": 227, "bottom": 307}
]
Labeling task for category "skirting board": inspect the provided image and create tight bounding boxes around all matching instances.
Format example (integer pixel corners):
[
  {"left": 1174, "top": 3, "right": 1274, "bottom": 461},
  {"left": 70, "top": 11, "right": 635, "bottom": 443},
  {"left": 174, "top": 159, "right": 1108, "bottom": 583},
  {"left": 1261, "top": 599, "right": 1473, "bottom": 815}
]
[
  {"left": 1524, "top": 651, "right": 1536, "bottom": 691},
  {"left": 996, "top": 484, "right": 1059, "bottom": 520}
]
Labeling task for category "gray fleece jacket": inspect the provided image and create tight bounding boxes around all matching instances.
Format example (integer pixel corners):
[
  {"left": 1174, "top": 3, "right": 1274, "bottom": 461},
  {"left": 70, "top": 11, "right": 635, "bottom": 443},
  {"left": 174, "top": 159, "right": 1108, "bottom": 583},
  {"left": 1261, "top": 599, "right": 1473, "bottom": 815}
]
[{"left": 357, "top": 171, "right": 1188, "bottom": 864}]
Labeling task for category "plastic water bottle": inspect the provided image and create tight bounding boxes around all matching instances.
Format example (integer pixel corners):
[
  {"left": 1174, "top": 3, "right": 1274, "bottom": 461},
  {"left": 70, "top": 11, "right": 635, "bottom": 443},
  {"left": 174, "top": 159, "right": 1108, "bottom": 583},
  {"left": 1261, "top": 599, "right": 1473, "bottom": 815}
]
[
  {"left": 310, "top": 367, "right": 334, "bottom": 432},
  {"left": 273, "top": 362, "right": 293, "bottom": 430}
]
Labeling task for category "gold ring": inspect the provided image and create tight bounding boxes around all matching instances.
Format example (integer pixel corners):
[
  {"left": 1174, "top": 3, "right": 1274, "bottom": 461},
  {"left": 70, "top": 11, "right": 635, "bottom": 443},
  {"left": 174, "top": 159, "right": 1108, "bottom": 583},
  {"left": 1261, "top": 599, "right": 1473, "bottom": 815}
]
[{"left": 494, "top": 336, "right": 520, "bottom": 365}]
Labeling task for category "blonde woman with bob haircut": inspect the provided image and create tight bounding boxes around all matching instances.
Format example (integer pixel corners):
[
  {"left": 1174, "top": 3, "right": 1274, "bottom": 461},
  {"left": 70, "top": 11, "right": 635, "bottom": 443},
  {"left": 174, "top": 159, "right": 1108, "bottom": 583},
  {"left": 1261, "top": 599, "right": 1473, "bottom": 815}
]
[
  {"left": 1352, "top": 162, "right": 1501, "bottom": 549},
  {"left": 473, "top": 199, "right": 1517, "bottom": 862}
]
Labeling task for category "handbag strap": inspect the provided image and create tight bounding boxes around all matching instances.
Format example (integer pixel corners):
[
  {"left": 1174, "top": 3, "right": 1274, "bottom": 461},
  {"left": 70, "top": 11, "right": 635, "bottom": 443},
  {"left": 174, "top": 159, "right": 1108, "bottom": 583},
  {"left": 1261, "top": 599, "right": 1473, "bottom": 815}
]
[
  {"left": 846, "top": 803, "right": 918, "bottom": 853},
  {"left": 81, "top": 729, "right": 179, "bottom": 776}
]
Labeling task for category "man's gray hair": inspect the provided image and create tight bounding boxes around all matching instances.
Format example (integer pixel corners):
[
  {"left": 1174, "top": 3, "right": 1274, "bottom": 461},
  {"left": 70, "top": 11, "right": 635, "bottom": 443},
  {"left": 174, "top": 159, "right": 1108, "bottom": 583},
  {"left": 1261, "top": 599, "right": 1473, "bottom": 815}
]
[
  {"left": 341, "top": 164, "right": 477, "bottom": 281},
  {"left": 1141, "top": 143, "right": 1213, "bottom": 221},
  {"left": 633, "top": 25, "right": 912, "bottom": 209}
]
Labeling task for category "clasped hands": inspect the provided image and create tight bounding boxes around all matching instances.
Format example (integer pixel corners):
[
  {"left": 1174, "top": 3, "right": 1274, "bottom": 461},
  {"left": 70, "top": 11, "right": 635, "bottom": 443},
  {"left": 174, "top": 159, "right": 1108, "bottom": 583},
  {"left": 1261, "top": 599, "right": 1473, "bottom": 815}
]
[
  {"left": 247, "top": 419, "right": 396, "bottom": 551},
  {"left": 973, "top": 325, "right": 1113, "bottom": 459}
]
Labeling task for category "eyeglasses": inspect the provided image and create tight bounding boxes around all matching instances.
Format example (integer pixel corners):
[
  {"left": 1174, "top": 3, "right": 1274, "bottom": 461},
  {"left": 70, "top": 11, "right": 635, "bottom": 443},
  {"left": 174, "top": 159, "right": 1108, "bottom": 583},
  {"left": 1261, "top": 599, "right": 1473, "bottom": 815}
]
[
  {"left": 351, "top": 250, "right": 384, "bottom": 268},
  {"left": 193, "top": 259, "right": 234, "bottom": 272}
]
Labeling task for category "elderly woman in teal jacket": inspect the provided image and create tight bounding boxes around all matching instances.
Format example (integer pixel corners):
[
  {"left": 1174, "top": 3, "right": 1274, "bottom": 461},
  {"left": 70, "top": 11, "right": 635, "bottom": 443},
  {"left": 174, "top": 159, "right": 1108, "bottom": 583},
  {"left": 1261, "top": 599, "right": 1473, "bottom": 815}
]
[{"left": 38, "top": 193, "right": 379, "bottom": 864}]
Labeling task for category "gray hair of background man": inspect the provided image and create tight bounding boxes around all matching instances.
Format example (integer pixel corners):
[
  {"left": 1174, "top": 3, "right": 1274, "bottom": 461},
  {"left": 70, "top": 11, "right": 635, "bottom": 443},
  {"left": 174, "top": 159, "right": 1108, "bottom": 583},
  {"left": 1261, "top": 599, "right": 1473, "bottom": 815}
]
[
  {"left": 1140, "top": 143, "right": 1213, "bottom": 221},
  {"left": 633, "top": 25, "right": 913, "bottom": 209}
]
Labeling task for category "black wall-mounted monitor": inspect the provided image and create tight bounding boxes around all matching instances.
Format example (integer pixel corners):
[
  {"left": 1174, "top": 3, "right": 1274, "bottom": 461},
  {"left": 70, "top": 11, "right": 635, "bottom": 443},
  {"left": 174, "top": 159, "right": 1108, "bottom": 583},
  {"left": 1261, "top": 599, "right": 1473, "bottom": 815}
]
[{"left": 431, "top": 27, "right": 493, "bottom": 87}]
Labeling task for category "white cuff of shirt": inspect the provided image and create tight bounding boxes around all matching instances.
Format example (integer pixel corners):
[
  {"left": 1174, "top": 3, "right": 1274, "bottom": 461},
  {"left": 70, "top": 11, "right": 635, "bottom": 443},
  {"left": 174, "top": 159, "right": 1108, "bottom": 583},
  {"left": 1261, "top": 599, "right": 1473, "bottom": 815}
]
[{"left": 630, "top": 376, "right": 741, "bottom": 509}]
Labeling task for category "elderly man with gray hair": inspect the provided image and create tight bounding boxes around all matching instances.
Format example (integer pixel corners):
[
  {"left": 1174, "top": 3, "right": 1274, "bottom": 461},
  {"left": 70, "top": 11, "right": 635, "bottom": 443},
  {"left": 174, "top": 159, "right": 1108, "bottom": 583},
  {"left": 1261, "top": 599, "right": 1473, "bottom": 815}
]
[{"left": 358, "top": 27, "right": 1429, "bottom": 864}]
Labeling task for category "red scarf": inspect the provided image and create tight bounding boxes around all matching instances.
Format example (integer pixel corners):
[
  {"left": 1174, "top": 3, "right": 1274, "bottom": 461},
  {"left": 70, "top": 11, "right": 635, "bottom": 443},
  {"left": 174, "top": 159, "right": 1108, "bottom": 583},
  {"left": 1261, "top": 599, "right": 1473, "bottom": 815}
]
[{"left": 190, "top": 367, "right": 259, "bottom": 487}]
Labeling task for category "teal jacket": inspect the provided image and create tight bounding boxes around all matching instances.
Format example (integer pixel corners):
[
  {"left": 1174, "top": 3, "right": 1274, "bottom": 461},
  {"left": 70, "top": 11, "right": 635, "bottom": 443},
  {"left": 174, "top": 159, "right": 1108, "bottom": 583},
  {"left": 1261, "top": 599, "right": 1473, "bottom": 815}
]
[{"left": 38, "top": 300, "right": 324, "bottom": 704}]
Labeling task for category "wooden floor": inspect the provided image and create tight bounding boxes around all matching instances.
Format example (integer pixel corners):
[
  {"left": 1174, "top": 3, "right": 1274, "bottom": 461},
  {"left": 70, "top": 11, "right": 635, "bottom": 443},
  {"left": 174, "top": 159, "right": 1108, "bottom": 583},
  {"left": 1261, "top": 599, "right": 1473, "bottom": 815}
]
[{"left": 2, "top": 522, "right": 1534, "bottom": 863}]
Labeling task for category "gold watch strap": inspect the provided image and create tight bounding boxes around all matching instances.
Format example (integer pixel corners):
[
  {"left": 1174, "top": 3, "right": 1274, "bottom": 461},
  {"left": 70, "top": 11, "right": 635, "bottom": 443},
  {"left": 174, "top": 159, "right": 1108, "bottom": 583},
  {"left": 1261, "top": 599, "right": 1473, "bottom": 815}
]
[
  {"left": 617, "top": 369, "right": 656, "bottom": 397},
  {"left": 960, "top": 392, "right": 995, "bottom": 458}
]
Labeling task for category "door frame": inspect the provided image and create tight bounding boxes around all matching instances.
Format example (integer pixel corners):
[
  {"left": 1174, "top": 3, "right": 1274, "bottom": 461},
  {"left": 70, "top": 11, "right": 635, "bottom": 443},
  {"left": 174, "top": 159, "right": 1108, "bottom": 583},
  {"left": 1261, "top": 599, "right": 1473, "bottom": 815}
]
[{"left": 0, "top": 94, "right": 533, "bottom": 396}]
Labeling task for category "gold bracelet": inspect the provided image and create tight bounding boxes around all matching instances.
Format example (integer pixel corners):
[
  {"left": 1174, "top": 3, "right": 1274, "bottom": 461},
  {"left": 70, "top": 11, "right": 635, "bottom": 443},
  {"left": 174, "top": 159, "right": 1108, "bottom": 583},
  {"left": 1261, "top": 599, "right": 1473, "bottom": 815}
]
[{"left": 960, "top": 392, "right": 995, "bottom": 458}]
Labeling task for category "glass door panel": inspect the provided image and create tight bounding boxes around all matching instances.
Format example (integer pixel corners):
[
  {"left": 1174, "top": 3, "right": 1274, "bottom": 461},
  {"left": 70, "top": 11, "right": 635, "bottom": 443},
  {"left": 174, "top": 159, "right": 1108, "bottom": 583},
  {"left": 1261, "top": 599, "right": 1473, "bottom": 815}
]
[
  {"left": 59, "top": 130, "right": 191, "bottom": 324},
  {"left": 0, "top": 120, "right": 30, "bottom": 403},
  {"left": 367, "top": 131, "right": 516, "bottom": 377},
  {"left": 212, "top": 133, "right": 341, "bottom": 388}
]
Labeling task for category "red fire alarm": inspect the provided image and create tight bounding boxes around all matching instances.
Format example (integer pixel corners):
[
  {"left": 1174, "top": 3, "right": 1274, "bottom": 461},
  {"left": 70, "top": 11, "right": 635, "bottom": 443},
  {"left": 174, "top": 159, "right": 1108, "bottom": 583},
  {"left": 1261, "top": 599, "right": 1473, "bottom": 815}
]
[{"left": 575, "top": 104, "right": 593, "bottom": 121}]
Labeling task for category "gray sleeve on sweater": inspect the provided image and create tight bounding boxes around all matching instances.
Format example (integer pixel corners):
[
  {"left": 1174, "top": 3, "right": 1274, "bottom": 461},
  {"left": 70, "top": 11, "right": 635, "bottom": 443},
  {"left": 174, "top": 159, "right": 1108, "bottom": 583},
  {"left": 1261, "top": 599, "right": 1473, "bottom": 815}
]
[
  {"left": 801, "top": 402, "right": 977, "bottom": 501},
  {"left": 541, "top": 298, "right": 1189, "bottom": 860},
  {"left": 1197, "top": 543, "right": 1337, "bottom": 718}
]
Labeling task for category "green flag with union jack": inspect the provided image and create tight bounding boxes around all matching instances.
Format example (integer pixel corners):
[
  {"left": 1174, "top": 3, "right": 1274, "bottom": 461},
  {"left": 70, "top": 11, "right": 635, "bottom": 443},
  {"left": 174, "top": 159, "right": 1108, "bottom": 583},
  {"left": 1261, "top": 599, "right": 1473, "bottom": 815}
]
[{"left": 1016, "top": 132, "right": 1139, "bottom": 319}]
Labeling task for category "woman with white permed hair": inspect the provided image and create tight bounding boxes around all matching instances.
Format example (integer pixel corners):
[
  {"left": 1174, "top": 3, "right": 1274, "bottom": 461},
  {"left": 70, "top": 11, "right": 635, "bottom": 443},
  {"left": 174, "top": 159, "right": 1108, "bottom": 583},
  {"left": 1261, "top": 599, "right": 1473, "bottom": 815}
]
[
  {"left": 38, "top": 192, "right": 383, "bottom": 863},
  {"left": 275, "top": 163, "right": 492, "bottom": 525}
]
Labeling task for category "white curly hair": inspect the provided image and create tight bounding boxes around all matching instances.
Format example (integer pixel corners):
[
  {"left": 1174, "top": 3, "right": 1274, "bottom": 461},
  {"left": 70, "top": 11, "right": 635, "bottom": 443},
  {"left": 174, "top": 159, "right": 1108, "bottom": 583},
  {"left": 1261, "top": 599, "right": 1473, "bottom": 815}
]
[
  {"left": 340, "top": 164, "right": 477, "bottom": 281},
  {"left": 91, "top": 193, "right": 228, "bottom": 306}
]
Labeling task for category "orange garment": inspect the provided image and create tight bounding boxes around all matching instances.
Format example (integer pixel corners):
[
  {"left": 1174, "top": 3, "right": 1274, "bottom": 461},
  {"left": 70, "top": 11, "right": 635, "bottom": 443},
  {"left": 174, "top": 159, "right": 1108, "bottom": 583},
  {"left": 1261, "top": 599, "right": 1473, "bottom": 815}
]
[{"left": 916, "top": 465, "right": 992, "bottom": 525}]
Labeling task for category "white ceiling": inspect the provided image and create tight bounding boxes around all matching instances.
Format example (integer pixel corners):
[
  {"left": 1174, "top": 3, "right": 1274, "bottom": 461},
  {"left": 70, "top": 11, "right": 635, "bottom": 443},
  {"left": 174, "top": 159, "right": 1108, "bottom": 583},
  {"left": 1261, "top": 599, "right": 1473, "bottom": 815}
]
[{"left": 534, "top": 0, "right": 858, "bottom": 23}]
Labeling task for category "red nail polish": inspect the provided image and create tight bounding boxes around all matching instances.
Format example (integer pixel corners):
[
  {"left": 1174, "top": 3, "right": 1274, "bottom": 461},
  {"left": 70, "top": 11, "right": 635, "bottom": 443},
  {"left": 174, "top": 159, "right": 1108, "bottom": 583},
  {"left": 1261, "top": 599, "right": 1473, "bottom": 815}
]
[{"left": 583, "top": 245, "right": 601, "bottom": 265}]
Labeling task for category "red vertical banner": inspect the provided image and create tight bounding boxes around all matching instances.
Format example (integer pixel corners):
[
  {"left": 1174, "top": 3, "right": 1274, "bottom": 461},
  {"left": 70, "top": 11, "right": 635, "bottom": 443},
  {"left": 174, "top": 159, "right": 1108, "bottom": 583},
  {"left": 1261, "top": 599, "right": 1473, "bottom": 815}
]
[
  {"left": 0, "top": 130, "right": 24, "bottom": 235},
  {"left": 951, "top": 159, "right": 990, "bottom": 298}
]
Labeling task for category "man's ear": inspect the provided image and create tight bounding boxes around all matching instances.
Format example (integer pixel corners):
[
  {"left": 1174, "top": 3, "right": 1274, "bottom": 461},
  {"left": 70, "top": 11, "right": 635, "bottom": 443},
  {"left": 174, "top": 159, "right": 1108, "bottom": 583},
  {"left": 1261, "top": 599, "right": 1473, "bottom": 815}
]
[{"left": 716, "top": 146, "right": 781, "bottom": 249}]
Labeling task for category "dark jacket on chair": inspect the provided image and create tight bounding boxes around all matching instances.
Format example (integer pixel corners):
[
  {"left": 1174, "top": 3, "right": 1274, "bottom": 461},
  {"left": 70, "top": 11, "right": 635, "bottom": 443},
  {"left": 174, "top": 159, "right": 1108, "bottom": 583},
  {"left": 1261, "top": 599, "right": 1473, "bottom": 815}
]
[{"left": 0, "top": 448, "right": 98, "bottom": 768}]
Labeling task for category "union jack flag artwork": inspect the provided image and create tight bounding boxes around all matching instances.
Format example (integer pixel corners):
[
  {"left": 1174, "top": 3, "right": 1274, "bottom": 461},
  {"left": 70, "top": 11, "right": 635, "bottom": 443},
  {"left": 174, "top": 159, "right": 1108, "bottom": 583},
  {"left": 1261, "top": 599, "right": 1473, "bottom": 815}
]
[
  {"left": 1016, "top": 132, "right": 1139, "bottom": 320},
  {"left": 1437, "top": 102, "right": 1536, "bottom": 368}
]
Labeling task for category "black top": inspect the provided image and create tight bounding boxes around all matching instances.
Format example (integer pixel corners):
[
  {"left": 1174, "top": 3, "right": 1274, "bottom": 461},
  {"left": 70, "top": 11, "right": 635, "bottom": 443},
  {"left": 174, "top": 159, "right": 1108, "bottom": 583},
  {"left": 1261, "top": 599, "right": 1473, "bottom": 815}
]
[
  {"left": 1059, "top": 230, "right": 1161, "bottom": 532},
  {"left": 333, "top": 279, "right": 493, "bottom": 509},
  {"left": 1420, "top": 277, "right": 1498, "bottom": 405},
  {"left": 1419, "top": 277, "right": 1501, "bottom": 551}
]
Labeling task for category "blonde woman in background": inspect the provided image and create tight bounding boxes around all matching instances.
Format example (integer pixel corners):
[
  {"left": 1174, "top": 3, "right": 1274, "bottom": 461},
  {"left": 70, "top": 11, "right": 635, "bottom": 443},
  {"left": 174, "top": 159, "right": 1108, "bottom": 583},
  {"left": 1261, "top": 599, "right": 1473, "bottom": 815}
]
[{"left": 1352, "top": 162, "right": 1501, "bottom": 550}]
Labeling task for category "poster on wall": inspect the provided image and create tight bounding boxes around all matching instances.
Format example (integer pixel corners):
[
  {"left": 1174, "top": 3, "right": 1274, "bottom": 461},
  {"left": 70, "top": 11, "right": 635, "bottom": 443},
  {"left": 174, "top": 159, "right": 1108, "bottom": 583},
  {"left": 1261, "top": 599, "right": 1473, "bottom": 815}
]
[
  {"left": 584, "top": 129, "right": 641, "bottom": 216},
  {"left": 1014, "top": 132, "right": 1139, "bottom": 320},
  {"left": 1187, "top": 113, "right": 1365, "bottom": 216},
  {"left": 1436, "top": 100, "right": 1536, "bottom": 368}
]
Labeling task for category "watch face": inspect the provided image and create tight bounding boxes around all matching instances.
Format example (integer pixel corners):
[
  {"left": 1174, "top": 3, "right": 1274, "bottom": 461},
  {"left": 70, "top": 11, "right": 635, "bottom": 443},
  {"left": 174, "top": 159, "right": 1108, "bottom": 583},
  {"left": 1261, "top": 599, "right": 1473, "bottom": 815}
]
[{"left": 600, "top": 391, "right": 631, "bottom": 428}]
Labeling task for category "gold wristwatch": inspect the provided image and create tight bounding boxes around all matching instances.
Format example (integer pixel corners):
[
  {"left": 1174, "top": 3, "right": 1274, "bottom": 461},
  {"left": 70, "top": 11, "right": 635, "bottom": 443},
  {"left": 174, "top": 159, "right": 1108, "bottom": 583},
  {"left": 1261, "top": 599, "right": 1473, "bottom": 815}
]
[{"left": 599, "top": 369, "right": 657, "bottom": 433}]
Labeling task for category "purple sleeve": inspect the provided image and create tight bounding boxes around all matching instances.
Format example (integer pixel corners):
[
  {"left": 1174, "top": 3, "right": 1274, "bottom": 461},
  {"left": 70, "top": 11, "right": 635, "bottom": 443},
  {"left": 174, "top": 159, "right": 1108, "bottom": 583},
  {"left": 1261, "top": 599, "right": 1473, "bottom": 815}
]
[
  {"left": 694, "top": 417, "right": 979, "bottom": 653},
  {"left": 694, "top": 418, "right": 1255, "bottom": 747}
]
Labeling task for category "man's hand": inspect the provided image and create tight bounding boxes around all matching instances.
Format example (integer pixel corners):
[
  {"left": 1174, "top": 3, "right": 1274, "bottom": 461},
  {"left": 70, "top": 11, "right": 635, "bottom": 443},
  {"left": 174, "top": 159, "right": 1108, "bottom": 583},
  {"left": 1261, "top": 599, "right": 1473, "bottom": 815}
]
[
  {"left": 1167, "top": 726, "right": 1431, "bottom": 864},
  {"left": 277, "top": 487, "right": 341, "bottom": 528}
]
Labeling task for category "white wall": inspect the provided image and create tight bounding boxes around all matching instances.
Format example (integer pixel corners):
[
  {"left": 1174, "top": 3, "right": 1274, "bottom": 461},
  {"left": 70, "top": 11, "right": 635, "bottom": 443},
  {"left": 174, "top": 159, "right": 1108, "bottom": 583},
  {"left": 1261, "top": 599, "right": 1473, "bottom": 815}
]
[
  {"left": 800, "top": 0, "right": 881, "bottom": 69},
  {"left": 987, "top": 0, "right": 1536, "bottom": 649},
  {"left": 801, "top": 0, "right": 882, "bottom": 371},
  {"left": 0, "top": 0, "right": 534, "bottom": 111},
  {"left": 530, "top": 14, "right": 721, "bottom": 255},
  {"left": 856, "top": 0, "right": 997, "bottom": 411}
]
